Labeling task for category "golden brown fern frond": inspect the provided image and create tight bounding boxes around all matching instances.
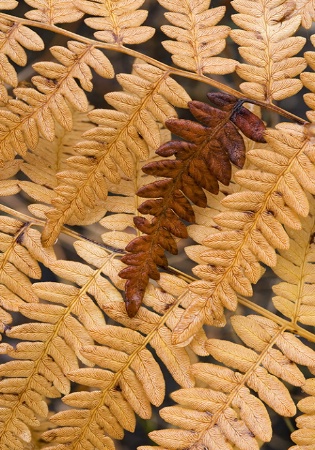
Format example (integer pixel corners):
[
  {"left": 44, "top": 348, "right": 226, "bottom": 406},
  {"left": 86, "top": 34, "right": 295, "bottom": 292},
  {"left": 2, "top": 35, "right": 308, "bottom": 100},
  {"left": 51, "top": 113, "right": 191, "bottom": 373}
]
[
  {"left": 144, "top": 315, "right": 315, "bottom": 450},
  {"left": 291, "top": 378, "right": 315, "bottom": 449},
  {"left": 0, "top": 240, "right": 121, "bottom": 449},
  {"left": 19, "top": 106, "right": 104, "bottom": 224},
  {"left": 41, "top": 62, "right": 190, "bottom": 247},
  {"left": 0, "top": 18, "right": 43, "bottom": 88},
  {"left": 293, "top": 0, "right": 315, "bottom": 28},
  {"left": 0, "top": 216, "right": 54, "bottom": 333},
  {"left": 24, "top": 0, "right": 84, "bottom": 24},
  {"left": 0, "top": 42, "right": 113, "bottom": 161},
  {"left": 230, "top": 0, "right": 306, "bottom": 101},
  {"left": 36, "top": 243, "right": 201, "bottom": 450},
  {"left": 76, "top": 0, "right": 155, "bottom": 44},
  {"left": 272, "top": 193, "right": 315, "bottom": 325},
  {"left": 301, "top": 34, "right": 315, "bottom": 121},
  {"left": 171, "top": 123, "right": 315, "bottom": 345},
  {"left": 157, "top": 0, "right": 236, "bottom": 75}
]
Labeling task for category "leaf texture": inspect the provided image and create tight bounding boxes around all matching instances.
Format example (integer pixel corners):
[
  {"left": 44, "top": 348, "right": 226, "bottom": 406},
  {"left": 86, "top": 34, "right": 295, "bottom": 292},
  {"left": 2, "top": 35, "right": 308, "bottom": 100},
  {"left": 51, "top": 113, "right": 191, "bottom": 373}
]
[
  {"left": 0, "top": 218, "right": 54, "bottom": 334},
  {"left": 0, "top": 240, "right": 122, "bottom": 449},
  {"left": 38, "top": 266, "right": 203, "bottom": 450},
  {"left": 19, "top": 106, "right": 108, "bottom": 225},
  {"left": 158, "top": 0, "right": 236, "bottom": 74},
  {"left": 291, "top": 378, "right": 315, "bottom": 449},
  {"left": 301, "top": 34, "right": 315, "bottom": 121},
  {"left": 293, "top": 0, "right": 315, "bottom": 29},
  {"left": 146, "top": 315, "right": 315, "bottom": 450},
  {"left": 272, "top": 193, "right": 315, "bottom": 325},
  {"left": 0, "top": 18, "right": 44, "bottom": 87},
  {"left": 0, "top": 41, "right": 113, "bottom": 161},
  {"left": 230, "top": 0, "right": 306, "bottom": 101},
  {"left": 24, "top": 0, "right": 84, "bottom": 24},
  {"left": 76, "top": 0, "right": 155, "bottom": 44},
  {"left": 41, "top": 62, "right": 190, "bottom": 247},
  {"left": 172, "top": 123, "right": 315, "bottom": 345},
  {"left": 120, "top": 93, "right": 266, "bottom": 317}
]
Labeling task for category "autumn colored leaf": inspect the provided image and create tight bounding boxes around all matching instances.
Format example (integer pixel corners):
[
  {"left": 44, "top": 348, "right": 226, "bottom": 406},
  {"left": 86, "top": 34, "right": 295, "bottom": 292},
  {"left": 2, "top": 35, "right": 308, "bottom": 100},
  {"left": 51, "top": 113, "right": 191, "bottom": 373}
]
[{"left": 119, "top": 93, "right": 266, "bottom": 317}]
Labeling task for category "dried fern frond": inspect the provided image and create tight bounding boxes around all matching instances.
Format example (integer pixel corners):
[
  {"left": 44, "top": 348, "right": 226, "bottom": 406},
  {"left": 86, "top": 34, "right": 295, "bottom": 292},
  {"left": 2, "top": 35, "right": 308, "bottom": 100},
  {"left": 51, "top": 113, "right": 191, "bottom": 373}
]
[
  {"left": 272, "top": 193, "right": 315, "bottom": 325},
  {"left": 157, "top": 0, "right": 236, "bottom": 75},
  {"left": 76, "top": 0, "right": 155, "bottom": 44},
  {"left": 230, "top": 0, "right": 306, "bottom": 101},
  {"left": 0, "top": 18, "right": 44, "bottom": 87},
  {"left": 0, "top": 218, "right": 54, "bottom": 333},
  {"left": 24, "top": 0, "right": 84, "bottom": 24},
  {"left": 291, "top": 378, "right": 315, "bottom": 449},
  {"left": 145, "top": 315, "right": 315, "bottom": 450},
  {"left": 172, "top": 123, "right": 315, "bottom": 345},
  {"left": 38, "top": 258, "right": 199, "bottom": 450},
  {"left": 0, "top": 240, "right": 121, "bottom": 449},
  {"left": 19, "top": 106, "right": 107, "bottom": 224},
  {"left": 120, "top": 93, "right": 266, "bottom": 317},
  {"left": 0, "top": 158, "right": 21, "bottom": 195},
  {"left": 293, "top": 0, "right": 315, "bottom": 29},
  {"left": 41, "top": 62, "right": 190, "bottom": 247},
  {"left": 0, "top": 41, "right": 113, "bottom": 161},
  {"left": 301, "top": 34, "right": 315, "bottom": 122}
]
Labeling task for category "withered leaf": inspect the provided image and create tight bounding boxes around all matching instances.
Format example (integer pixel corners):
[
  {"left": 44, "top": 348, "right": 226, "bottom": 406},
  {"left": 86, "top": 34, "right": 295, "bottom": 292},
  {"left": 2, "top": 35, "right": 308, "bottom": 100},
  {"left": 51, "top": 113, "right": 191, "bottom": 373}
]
[{"left": 120, "top": 93, "right": 266, "bottom": 317}]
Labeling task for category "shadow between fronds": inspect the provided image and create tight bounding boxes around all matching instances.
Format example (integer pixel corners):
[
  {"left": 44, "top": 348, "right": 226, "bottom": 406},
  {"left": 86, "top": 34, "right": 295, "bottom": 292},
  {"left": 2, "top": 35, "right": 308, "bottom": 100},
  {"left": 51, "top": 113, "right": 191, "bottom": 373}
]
[{"left": 119, "top": 93, "right": 266, "bottom": 317}]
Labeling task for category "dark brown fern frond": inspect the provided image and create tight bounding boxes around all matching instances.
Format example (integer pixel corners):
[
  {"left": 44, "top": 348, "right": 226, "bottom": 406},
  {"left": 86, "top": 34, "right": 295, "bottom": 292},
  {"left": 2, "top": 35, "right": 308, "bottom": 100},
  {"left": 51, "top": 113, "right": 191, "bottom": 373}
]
[{"left": 120, "top": 94, "right": 266, "bottom": 317}]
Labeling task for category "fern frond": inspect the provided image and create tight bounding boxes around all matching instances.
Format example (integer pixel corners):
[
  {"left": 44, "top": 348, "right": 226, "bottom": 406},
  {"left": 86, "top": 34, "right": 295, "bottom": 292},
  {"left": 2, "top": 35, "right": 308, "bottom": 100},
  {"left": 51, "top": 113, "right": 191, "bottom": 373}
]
[
  {"left": 0, "top": 158, "right": 21, "bottom": 195},
  {"left": 293, "top": 0, "right": 315, "bottom": 29},
  {"left": 272, "top": 193, "right": 315, "bottom": 325},
  {"left": 0, "top": 218, "right": 54, "bottom": 332},
  {"left": 41, "top": 62, "right": 190, "bottom": 247},
  {"left": 145, "top": 315, "right": 315, "bottom": 450},
  {"left": 301, "top": 34, "right": 315, "bottom": 121},
  {"left": 120, "top": 93, "right": 266, "bottom": 317},
  {"left": 172, "top": 123, "right": 315, "bottom": 344},
  {"left": 19, "top": 106, "right": 105, "bottom": 224},
  {"left": 157, "top": 0, "right": 236, "bottom": 75},
  {"left": 24, "top": 0, "right": 84, "bottom": 24},
  {"left": 0, "top": 18, "right": 44, "bottom": 87},
  {"left": 0, "top": 41, "right": 113, "bottom": 161},
  {"left": 38, "top": 269, "right": 200, "bottom": 449},
  {"left": 0, "top": 240, "right": 121, "bottom": 449},
  {"left": 76, "top": 0, "right": 155, "bottom": 44},
  {"left": 291, "top": 378, "right": 315, "bottom": 449},
  {"left": 230, "top": 0, "right": 306, "bottom": 101}
]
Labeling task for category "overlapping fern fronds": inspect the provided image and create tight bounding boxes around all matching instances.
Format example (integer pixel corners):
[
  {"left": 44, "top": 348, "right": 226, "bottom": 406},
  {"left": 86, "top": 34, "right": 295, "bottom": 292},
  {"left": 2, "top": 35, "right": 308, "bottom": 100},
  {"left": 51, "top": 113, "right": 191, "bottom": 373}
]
[{"left": 0, "top": 0, "right": 315, "bottom": 449}]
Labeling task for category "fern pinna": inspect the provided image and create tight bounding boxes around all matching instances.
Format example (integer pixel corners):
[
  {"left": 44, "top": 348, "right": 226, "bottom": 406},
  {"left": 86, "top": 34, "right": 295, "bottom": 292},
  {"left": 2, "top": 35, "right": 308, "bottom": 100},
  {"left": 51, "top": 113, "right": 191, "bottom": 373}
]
[{"left": 0, "top": 1, "right": 315, "bottom": 450}]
